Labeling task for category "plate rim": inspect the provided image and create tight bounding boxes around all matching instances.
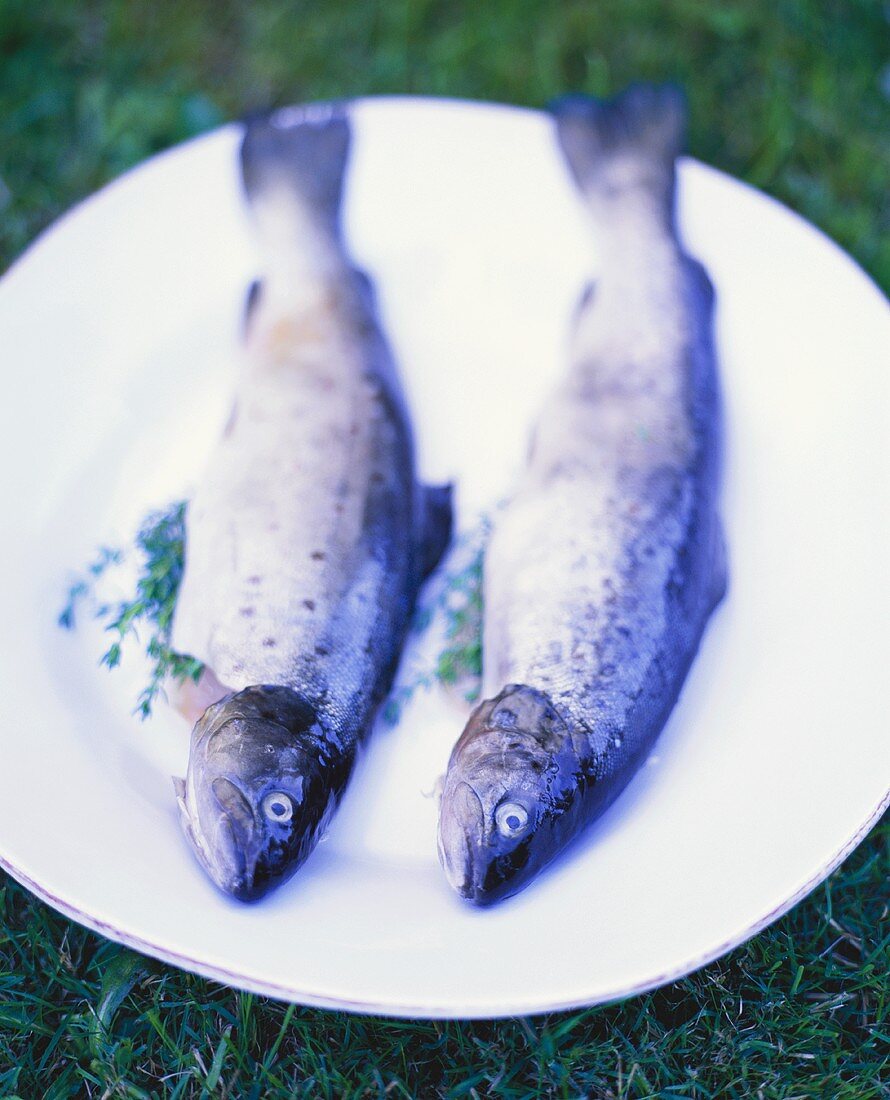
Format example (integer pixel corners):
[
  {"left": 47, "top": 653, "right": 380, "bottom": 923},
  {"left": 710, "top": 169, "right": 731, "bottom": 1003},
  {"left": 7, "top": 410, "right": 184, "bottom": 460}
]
[
  {"left": 1, "top": 787, "right": 886, "bottom": 1017},
  {"left": 1, "top": 95, "right": 888, "bottom": 1019},
  {"left": 2, "top": 93, "right": 888, "bottom": 311}
]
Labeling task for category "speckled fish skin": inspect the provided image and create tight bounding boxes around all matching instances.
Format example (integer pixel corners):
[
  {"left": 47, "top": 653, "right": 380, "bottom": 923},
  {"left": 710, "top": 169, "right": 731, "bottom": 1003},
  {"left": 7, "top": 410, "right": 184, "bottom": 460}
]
[
  {"left": 438, "top": 85, "right": 727, "bottom": 905},
  {"left": 172, "top": 106, "right": 452, "bottom": 902}
]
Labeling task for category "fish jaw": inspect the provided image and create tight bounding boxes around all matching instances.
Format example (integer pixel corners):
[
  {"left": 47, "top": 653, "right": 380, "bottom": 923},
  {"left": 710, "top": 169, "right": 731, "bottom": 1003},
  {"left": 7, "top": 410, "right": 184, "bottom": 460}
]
[
  {"left": 437, "top": 780, "right": 536, "bottom": 905},
  {"left": 437, "top": 684, "right": 586, "bottom": 905},
  {"left": 177, "top": 785, "right": 255, "bottom": 900},
  {"left": 177, "top": 685, "right": 351, "bottom": 902}
]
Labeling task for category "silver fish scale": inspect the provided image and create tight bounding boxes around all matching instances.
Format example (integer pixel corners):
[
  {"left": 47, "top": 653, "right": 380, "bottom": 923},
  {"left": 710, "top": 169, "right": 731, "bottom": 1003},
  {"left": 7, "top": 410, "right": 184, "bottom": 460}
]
[
  {"left": 174, "top": 110, "right": 456, "bottom": 903},
  {"left": 482, "top": 246, "right": 724, "bottom": 777},
  {"left": 438, "top": 86, "right": 726, "bottom": 906},
  {"left": 173, "top": 273, "right": 419, "bottom": 754}
]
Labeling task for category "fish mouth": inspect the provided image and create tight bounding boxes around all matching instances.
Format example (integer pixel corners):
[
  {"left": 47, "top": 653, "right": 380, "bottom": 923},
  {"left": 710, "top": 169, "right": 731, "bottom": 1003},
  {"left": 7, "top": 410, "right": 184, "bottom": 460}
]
[
  {"left": 438, "top": 782, "right": 497, "bottom": 904},
  {"left": 210, "top": 812, "right": 255, "bottom": 899},
  {"left": 179, "top": 805, "right": 260, "bottom": 902},
  {"left": 177, "top": 777, "right": 270, "bottom": 902},
  {"left": 438, "top": 779, "right": 540, "bottom": 906}
]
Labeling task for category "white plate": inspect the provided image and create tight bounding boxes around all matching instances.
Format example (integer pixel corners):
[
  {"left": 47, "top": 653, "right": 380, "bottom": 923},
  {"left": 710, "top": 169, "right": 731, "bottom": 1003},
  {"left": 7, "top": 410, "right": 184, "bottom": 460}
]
[{"left": 0, "top": 98, "right": 887, "bottom": 1019}]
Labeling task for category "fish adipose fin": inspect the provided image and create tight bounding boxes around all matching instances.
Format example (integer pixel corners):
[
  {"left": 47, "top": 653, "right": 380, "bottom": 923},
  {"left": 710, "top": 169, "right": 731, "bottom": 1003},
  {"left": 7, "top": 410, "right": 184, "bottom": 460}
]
[
  {"left": 240, "top": 103, "right": 352, "bottom": 252},
  {"left": 242, "top": 277, "right": 262, "bottom": 334},
  {"left": 550, "top": 84, "right": 685, "bottom": 217},
  {"left": 419, "top": 483, "right": 454, "bottom": 580}
]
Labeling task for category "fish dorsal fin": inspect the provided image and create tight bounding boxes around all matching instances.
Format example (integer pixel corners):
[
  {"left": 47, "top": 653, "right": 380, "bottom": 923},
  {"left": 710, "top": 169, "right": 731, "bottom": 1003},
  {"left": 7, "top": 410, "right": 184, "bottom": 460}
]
[{"left": 419, "top": 483, "right": 454, "bottom": 580}]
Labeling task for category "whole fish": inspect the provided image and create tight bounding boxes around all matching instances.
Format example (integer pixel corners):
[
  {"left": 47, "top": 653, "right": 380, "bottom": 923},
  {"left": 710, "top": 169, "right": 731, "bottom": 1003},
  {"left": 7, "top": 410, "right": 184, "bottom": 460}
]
[
  {"left": 437, "top": 85, "right": 726, "bottom": 904},
  {"left": 172, "top": 106, "right": 452, "bottom": 901}
]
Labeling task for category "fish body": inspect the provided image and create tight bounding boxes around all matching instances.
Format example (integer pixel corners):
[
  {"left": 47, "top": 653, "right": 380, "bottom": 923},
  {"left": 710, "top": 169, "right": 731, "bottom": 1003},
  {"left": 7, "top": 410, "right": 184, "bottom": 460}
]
[
  {"left": 438, "top": 85, "right": 726, "bottom": 904},
  {"left": 173, "top": 107, "right": 451, "bottom": 901}
]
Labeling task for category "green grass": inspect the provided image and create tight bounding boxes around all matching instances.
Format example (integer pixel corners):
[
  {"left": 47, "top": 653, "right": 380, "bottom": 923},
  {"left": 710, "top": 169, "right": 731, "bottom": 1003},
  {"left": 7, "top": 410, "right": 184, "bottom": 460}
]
[
  {"left": 1, "top": 0, "right": 888, "bottom": 1095},
  {"left": 0, "top": 834, "right": 886, "bottom": 1097}
]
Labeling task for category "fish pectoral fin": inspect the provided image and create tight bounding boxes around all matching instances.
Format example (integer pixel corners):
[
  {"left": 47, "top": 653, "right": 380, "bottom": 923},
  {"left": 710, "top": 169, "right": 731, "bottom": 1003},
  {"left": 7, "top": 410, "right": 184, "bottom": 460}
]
[
  {"left": 173, "top": 666, "right": 233, "bottom": 726},
  {"left": 243, "top": 277, "right": 262, "bottom": 337},
  {"left": 419, "top": 482, "right": 454, "bottom": 580},
  {"left": 709, "top": 520, "right": 729, "bottom": 610},
  {"left": 573, "top": 279, "right": 596, "bottom": 319},
  {"left": 172, "top": 776, "right": 186, "bottom": 800}
]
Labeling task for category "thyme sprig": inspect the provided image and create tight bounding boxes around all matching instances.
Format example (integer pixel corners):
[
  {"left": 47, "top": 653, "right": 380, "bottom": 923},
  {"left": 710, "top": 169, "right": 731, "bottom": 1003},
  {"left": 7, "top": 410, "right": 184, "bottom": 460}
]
[
  {"left": 62, "top": 502, "right": 491, "bottom": 726},
  {"left": 59, "top": 501, "right": 203, "bottom": 718}
]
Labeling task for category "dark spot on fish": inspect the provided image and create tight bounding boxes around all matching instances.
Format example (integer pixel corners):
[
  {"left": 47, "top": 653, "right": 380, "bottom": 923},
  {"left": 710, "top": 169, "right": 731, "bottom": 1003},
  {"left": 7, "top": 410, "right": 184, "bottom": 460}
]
[
  {"left": 315, "top": 644, "right": 330, "bottom": 657},
  {"left": 601, "top": 664, "right": 616, "bottom": 677},
  {"left": 371, "top": 471, "right": 384, "bottom": 484},
  {"left": 262, "top": 637, "right": 277, "bottom": 648},
  {"left": 303, "top": 599, "right": 316, "bottom": 611},
  {"left": 247, "top": 575, "right": 262, "bottom": 585},
  {"left": 223, "top": 405, "right": 238, "bottom": 437},
  {"left": 311, "top": 551, "right": 325, "bottom": 561},
  {"left": 240, "top": 607, "right": 255, "bottom": 618}
]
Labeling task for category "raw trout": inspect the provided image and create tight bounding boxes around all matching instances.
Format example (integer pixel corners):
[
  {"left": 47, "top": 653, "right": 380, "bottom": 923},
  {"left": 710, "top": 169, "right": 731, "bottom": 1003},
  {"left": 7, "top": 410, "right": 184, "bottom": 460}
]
[
  {"left": 438, "top": 85, "right": 726, "bottom": 904},
  {"left": 172, "top": 106, "right": 452, "bottom": 901}
]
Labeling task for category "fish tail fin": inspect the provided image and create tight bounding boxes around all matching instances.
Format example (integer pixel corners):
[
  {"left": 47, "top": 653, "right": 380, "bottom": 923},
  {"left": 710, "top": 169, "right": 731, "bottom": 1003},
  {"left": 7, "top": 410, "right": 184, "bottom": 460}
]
[
  {"left": 550, "top": 84, "right": 685, "bottom": 218},
  {"left": 240, "top": 103, "right": 351, "bottom": 250}
]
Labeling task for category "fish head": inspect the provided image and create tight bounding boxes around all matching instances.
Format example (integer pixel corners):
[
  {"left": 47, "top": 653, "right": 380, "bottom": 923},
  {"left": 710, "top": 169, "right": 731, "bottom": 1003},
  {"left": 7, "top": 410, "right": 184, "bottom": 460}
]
[
  {"left": 176, "top": 684, "right": 340, "bottom": 902},
  {"left": 438, "top": 684, "right": 582, "bottom": 905}
]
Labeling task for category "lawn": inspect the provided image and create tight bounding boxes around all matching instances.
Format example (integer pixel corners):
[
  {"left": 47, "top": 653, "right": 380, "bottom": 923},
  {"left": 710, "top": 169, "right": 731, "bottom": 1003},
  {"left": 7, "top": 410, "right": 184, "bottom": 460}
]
[{"left": 1, "top": 1, "right": 888, "bottom": 1095}]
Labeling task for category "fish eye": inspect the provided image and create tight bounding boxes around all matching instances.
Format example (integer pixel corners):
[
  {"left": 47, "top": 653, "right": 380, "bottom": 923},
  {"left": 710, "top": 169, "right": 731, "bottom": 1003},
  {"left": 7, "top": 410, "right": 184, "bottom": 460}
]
[
  {"left": 262, "top": 792, "right": 293, "bottom": 823},
  {"left": 495, "top": 801, "right": 529, "bottom": 838}
]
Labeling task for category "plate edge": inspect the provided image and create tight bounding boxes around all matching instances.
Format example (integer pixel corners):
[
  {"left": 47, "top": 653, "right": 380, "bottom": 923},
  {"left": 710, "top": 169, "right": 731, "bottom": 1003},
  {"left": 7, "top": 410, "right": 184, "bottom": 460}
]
[{"left": 1, "top": 785, "right": 886, "bottom": 1019}]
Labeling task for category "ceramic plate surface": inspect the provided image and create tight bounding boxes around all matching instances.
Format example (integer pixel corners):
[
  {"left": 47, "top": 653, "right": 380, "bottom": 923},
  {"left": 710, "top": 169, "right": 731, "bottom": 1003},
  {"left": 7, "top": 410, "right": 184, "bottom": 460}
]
[{"left": 0, "top": 98, "right": 888, "bottom": 1018}]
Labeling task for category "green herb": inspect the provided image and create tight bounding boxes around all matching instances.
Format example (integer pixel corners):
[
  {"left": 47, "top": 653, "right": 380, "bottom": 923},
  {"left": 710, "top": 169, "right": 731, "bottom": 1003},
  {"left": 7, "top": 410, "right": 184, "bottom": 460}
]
[
  {"left": 58, "top": 545, "right": 122, "bottom": 630},
  {"left": 384, "top": 515, "right": 490, "bottom": 724},
  {"left": 433, "top": 535, "right": 485, "bottom": 700},
  {"left": 59, "top": 501, "right": 203, "bottom": 718}
]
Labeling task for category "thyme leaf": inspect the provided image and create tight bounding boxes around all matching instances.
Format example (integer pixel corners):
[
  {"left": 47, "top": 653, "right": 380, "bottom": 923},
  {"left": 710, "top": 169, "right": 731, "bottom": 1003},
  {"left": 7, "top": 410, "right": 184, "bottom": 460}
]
[{"left": 59, "top": 500, "right": 203, "bottom": 718}]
